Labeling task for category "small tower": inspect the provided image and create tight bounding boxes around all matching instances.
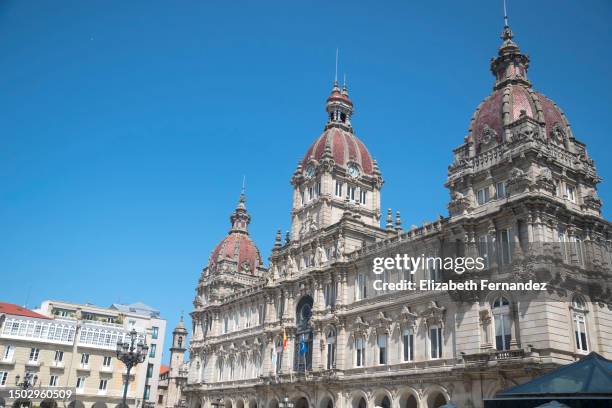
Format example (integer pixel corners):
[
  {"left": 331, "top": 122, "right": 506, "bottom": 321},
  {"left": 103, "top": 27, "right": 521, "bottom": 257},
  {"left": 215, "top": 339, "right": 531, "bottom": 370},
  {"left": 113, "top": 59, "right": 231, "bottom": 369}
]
[{"left": 166, "top": 315, "right": 188, "bottom": 408}]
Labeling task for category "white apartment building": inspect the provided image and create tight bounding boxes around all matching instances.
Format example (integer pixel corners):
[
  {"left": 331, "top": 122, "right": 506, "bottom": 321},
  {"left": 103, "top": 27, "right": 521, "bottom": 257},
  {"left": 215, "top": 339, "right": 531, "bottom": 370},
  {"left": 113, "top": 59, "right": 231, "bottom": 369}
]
[{"left": 0, "top": 300, "right": 166, "bottom": 408}]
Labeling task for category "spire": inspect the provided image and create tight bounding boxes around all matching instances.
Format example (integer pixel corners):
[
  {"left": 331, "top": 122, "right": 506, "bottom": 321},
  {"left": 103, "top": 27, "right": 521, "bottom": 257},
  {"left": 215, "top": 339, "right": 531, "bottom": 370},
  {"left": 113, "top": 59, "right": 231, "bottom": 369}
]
[
  {"left": 490, "top": 1, "right": 530, "bottom": 90},
  {"left": 325, "top": 50, "right": 354, "bottom": 131},
  {"left": 229, "top": 184, "right": 251, "bottom": 234}
]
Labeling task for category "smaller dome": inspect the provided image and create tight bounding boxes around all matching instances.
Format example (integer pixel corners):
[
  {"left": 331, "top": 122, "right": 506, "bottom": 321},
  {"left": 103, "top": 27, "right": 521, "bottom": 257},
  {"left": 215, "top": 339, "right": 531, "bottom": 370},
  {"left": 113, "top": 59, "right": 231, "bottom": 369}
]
[
  {"left": 302, "top": 127, "right": 374, "bottom": 175},
  {"left": 207, "top": 194, "right": 263, "bottom": 275}
]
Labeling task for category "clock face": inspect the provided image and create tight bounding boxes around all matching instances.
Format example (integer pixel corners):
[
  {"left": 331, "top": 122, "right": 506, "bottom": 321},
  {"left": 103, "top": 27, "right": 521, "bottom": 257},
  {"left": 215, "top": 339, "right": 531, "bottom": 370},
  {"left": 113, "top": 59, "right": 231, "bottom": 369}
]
[
  {"left": 304, "top": 164, "right": 315, "bottom": 178},
  {"left": 348, "top": 164, "right": 360, "bottom": 178}
]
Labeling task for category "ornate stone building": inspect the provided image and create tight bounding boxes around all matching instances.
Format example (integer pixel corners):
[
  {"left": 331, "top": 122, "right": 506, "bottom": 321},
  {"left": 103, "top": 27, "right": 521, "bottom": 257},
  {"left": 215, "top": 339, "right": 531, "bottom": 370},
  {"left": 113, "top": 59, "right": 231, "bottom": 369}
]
[{"left": 183, "top": 16, "right": 612, "bottom": 408}]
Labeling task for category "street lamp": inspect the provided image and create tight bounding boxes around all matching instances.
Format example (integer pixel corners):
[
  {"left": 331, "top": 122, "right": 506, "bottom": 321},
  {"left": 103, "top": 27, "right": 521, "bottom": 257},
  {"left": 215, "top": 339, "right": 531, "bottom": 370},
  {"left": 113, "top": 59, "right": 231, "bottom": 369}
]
[
  {"left": 278, "top": 397, "right": 293, "bottom": 408},
  {"left": 116, "top": 329, "right": 149, "bottom": 408}
]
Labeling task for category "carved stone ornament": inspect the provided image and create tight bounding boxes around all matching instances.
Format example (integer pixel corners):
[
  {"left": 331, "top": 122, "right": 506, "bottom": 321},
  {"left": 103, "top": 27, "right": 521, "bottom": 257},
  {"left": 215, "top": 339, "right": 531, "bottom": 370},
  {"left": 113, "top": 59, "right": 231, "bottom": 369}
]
[
  {"left": 351, "top": 316, "right": 369, "bottom": 336},
  {"left": 506, "top": 167, "right": 532, "bottom": 194},
  {"left": 550, "top": 122, "right": 566, "bottom": 146},
  {"left": 480, "top": 124, "right": 498, "bottom": 147},
  {"left": 373, "top": 311, "right": 393, "bottom": 334},
  {"left": 420, "top": 301, "right": 446, "bottom": 328},
  {"left": 400, "top": 306, "right": 418, "bottom": 330},
  {"left": 536, "top": 167, "right": 555, "bottom": 194},
  {"left": 448, "top": 190, "right": 473, "bottom": 216},
  {"left": 583, "top": 192, "right": 603, "bottom": 211}
]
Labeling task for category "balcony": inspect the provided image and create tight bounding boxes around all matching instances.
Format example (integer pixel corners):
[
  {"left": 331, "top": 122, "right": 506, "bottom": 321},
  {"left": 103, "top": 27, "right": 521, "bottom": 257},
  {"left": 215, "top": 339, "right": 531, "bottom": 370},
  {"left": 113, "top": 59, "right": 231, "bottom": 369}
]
[
  {"left": 50, "top": 361, "right": 65, "bottom": 369},
  {"left": 77, "top": 364, "right": 91, "bottom": 372},
  {"left": 25, "top": 360, "right": 41, "bottom": 367},
  {"left": 462, "top": 348, "right": 527, "bottom": 365},
  {"left": 100, "top": 365, "right": 114, "bottom": 373},
  {"left": 0, "top": 358, "right": 15, "bottom": 366}
]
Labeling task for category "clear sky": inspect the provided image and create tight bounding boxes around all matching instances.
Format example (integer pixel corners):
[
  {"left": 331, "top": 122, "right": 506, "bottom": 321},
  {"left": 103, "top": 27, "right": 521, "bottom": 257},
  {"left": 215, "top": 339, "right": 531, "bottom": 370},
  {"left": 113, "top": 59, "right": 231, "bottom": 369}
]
[{"left": 1, "top": 1, "right": 611, "bottom": 363}]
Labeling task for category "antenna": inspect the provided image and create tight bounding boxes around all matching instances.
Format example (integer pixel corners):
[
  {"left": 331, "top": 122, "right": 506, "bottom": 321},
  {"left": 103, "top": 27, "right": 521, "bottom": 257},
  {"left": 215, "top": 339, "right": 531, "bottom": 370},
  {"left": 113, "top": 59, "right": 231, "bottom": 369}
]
[{"left": 335, "top": 48, "right": 339, "bottom": 83}]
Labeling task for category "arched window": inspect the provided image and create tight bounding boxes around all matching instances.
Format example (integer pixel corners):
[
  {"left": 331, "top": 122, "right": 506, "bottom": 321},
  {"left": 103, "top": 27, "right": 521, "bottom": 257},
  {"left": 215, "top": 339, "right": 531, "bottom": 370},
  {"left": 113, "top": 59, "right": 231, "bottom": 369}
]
[
  {"left": 492, "top": 297, "right": 512, "bottom": 350},
  {"left": 355, "top": 335, "right": 366, "bottom": 367},
  {"left": 326, "top": 328, "right": 336, "bottom": 369},
  {"left": 572, "top": 296, "right": 589, "bottom": 352},
  {"left": 377, "top": 333, "right": 388, "bottom": 364}
]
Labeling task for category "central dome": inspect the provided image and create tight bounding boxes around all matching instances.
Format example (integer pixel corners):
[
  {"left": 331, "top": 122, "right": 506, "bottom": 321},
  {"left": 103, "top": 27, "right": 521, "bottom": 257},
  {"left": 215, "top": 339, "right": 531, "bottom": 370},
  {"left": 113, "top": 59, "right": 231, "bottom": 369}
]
[{"left": 302, "top": 127, "right": 374, "bottom": 175}]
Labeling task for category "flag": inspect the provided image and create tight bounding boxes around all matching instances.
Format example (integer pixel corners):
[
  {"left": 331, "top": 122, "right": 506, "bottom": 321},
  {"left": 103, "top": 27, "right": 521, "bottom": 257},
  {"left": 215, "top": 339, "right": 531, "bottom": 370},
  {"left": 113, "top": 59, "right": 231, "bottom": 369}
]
[
  {"left": 299, "top": 339, "right": 308, "bottom": 355},
  {"left": 282, "top": 328, "right": 287, "bottom": 351}
]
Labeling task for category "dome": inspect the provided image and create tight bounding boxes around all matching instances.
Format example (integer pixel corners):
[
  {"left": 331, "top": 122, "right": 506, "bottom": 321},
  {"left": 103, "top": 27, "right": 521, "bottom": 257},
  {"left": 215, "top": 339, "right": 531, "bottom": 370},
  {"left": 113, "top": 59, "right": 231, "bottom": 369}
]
[
  {"left": 468, "top": 18, "right": 571, "bottom": 153},
  {"left": 469, "top": 85, "right": 570, "bottom": 153},
  {"left": 301, "top": 81, "right": 375, "bottom": 176},
  {"left": 302, "top": 127, "right": 374, "bottom": 175},
  {"left": 207, "top": 193, "right": 263, "bottom": 275}
]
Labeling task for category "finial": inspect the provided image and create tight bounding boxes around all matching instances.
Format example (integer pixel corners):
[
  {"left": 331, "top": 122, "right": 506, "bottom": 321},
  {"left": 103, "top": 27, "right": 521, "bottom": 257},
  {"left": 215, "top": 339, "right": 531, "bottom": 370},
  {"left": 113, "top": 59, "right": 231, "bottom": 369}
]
[
  {"left": 274, "top": 229, "right": 282, "bottom": 248},
  {"left": 500, "top": 0, "right": 513, "bottom": 42},
  {"left": 180, "top": 310, "right": 184, "bottom": 322},
  {"left": 386, "top": 208, "right": 394, "bottom": 231},
  {"left": 395, "top": 210, "right": 402, "bottom": 232},
  {"left": 285, "top": 230, "right": 290, "bottom": 243},
  {"left": 342, "top": 73, "right": 349, "bottom": 96}
]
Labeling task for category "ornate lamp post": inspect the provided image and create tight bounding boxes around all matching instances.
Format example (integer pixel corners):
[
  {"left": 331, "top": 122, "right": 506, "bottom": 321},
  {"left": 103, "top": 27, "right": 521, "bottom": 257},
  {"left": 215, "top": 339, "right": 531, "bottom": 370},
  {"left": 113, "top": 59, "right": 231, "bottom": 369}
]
[{"left": 116, "top": 329, "right": 149, "bottom": 408}]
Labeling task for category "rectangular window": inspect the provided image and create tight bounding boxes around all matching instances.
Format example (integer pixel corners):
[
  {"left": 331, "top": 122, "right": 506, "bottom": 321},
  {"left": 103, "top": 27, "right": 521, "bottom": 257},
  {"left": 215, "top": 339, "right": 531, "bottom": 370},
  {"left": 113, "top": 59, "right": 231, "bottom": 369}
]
[
  {"left": 147, "top": 363, "right": 154, "bottom": 378},
  {"left": 103, "top": 356, "right": 112, "bottom": 367},
  {"left": 377, "top": 334, "right": 387, "bottom": 365},
  {"left": 0, "top": 371, "right": 7, "bottom": 386},
  {"left": 158, "top": 395, "right": 164, "bottom": 404},
  {"left": 98, "top": 379, "right": 108, "bottom": 391},
  {"left": 29, "top": 348, "right": 40, "bottom": 362},
  {"left": 335, "top": 181, "right": 343, "bottom": 197},
  {"left": 54, "top": 350, "right": 64, "bottom": 362},
  {"left": 430, "top": 327, "right": 443, "bottom": 359},
  {"left": 403, "top": 328, "right": 414, "bottom": 361},
  {"left": 499, "top": 229, "right": 512, "bottom": 265},
  {"left": 566, "top": 184, "right": 576, "bottom": 202},
  {"left": 476, "top": 187, "right": 491, "bottom": 205},
  {"left": 76, "top": 377, "right": 85, "bottom": 390},
  {"left": 355, "top": 337, "right": 365, "bottom": 367},
  {"left": 315, "top": 182, "right": 321, "bottom": 197},
  {"left": 308, "top": 186, "right": 314, "bottom": 201},
  {"left": 348, "top": 185, "right": 356, "bottom": 202},
  {"left": 151, "top": 326, "right": 159, "bottom": 340},
  {"left": 144, "top": 385, "right": 151, "bottom": 400},
  {"left": 49, "top": 375, "right": 59, "bottom": 387},
  {"left": 574, "top": 236, "right": 585, "bottom": 266},
  {"left": 300, "top": 190, "right": 305, "bottom": 205},
  {"left": 554, "top": 179, "right": 560, "bottom": 196},
  {"left": 149, "top": 343, "right": 157, "bottom": 358},
  {"left": 324, "top": 282, "right": 336, "bottom": 307},
  {"left": 359, "top": 189, "right": 367, "bottom": 205},
  {"left": 355, "top": 273, "right": 367, "bottom": 300},
  {"left": 2, "top": 345, "right": 14, "bottom": 362},
  {"left": 574, "top": 314, "right": 588, "bottom": 352},
  {"left": 258, "top": 304, "right": 265, "bottom": 325},
  {"left": 80, "top": 353, "right": 89, "bottom": 365},
  {"left": 496, "top": 181, "right": 506, "bottom": 199},
  {"left": 326, "top": 336, "right": 336, "bottom": 370}
]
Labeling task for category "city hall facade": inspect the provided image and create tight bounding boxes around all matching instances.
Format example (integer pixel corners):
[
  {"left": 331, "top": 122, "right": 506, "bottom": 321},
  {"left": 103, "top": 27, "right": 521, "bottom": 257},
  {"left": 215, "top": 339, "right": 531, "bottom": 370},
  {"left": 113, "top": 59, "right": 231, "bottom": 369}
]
[{"left": 181, "top": 18, "right": 612, "bottom": 408}]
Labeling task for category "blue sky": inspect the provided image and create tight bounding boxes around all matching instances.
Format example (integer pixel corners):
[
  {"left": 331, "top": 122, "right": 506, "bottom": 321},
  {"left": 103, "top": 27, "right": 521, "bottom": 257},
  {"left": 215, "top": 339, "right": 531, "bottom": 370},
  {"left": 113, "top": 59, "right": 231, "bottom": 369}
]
[{"left": 1, "top": 1, "right": 610, "bottom": 362}]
